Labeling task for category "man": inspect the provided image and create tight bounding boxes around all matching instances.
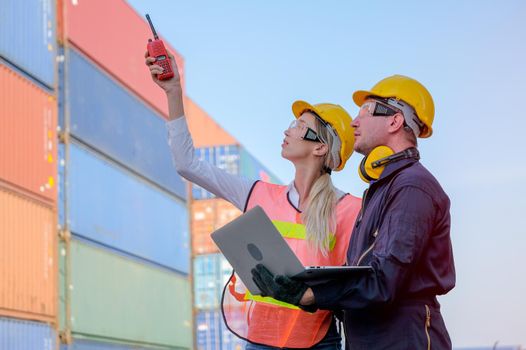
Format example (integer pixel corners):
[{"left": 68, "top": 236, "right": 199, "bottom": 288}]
[{"left": 252, "top": 75, "right": 455, "bottom": 349}]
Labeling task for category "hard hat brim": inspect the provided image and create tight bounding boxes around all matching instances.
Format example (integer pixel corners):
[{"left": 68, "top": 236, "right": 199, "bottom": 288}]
[
  {"left": 352, "top": 90, "right": 376, "bottom": 107},
  {"left": 292, "top": 100, "right": 319, "bottom": 119}
]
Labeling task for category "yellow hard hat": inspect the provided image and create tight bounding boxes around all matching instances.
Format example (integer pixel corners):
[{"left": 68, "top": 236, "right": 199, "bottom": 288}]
[
  {"left": 353, "top": 75, "right": 435, "bottom": 138},
  {"left": 292, "top": 100, "right": 354, "bottom": 171}
]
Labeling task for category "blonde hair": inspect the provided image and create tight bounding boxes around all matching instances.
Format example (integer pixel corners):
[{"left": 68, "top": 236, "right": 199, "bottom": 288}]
[{"left": 302, "top": 117, "right": 341, "bottom": 257}]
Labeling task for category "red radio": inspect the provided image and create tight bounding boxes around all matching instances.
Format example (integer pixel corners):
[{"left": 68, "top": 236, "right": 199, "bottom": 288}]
[{"left": 145, "top": 14, "right": 174, "bottom": 80}]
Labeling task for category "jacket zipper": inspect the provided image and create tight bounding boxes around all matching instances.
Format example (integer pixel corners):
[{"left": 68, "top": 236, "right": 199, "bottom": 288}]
[
  {"left": 425, "top": 305, "right": 431, "bottom": 350},
  {"left": 356, "top": 229, "right": 378, "bottom": 265}
]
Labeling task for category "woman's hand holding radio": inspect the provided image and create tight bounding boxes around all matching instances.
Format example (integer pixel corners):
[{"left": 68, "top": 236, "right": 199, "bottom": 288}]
[
  {"left": 145, "top": 51, "right": 181, "bottom": 94},
  {"left": 145, "top": 50, "right": 184, "bottom": 120}
]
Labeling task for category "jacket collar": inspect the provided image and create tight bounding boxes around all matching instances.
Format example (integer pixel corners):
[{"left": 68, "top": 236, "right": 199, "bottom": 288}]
[{"left": 373, "top": 147, "right": 420, "bottom": 184}]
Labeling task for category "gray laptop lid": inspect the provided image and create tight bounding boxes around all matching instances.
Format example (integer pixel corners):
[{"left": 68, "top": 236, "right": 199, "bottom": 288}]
[
  {"left": 211, "top": 205, "right": 373, "bottom": 294},
  {"left": 211, "top": 205, "right": 305, "bottom": 294}
]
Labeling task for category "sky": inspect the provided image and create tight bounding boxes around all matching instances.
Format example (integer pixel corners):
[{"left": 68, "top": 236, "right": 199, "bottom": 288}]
[{"left": 128, "top": 0, "right": 526, "bottom": 346}]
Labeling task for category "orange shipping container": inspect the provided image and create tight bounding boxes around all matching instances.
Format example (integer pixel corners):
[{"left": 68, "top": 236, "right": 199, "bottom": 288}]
[
  {"left": 192, "top": 198, "right": 242, "bottom": 255},
  {"left": 0, "top": 64, "right": 57, "bottom": 204},
  {"left": 184, "top": 97, "right": 238, "bottom": 148},
  {"left": 0, "top": 186, "right": 57, "bottom": 323},
  {"left": 62, "top": 0, "right": 185, "bottom": 117}
]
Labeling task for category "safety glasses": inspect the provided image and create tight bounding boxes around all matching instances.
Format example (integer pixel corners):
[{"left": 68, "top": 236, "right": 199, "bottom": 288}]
[
  {"left": 288, "top": 119, "right": 323, "bottom": 143},
  {"left": 360, "top": 99, "right": 402, "bottom": 117}
]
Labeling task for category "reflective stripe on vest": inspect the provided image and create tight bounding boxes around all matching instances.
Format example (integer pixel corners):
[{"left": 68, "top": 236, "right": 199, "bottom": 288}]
[
  {"left": 273, "top": 220, "right": 337, "bottom": 251},
  {"left": 242, "top": 219, "right": 336, "bottom": 309}
]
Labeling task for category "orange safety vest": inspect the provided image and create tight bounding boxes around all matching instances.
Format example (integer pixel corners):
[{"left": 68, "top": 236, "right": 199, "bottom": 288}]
[{"left": 222, "top": 181, "right": 361, "bottom": 348}]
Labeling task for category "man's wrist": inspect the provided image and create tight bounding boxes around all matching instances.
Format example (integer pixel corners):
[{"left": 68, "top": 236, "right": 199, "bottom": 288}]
[{"left": 299, "top": 288, "right": 315, "bottom": 306}]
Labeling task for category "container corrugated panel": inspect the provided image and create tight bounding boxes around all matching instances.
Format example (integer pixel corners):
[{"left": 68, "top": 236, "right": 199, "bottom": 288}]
[
  {"left": 64, "top": 143, "right": 189, "bottom": 273},
  {"left": 61, "top": 337, "right": 174, "bottom": 350},
  {"left": 192, "top": 145, "right": 241, "bottom": 200},
  {"left": 195, "top": 311, "right": 221, "bottom": 350},
  {"left": 64, "top": 0, "right": 184, "bottom": 116},
  {"left": 195, "top": 310, "right": 245, "bottom": 350},
  {"left": 191, "top": 199, "right": 242, "bottom": 255},
  {"left": 0, "top": 0, "right": 56, "bottom": 87},
  {"left": 193, "top": 254, "right": 233, "bottom": 309},
  {"left": 0, "top": 317, "right": 56, "bottom": 350},
  {"left": 58, "top": 144, "right": 65, "bottom": 228},
  {"left": 65, "top": 48, "right": 186, "bottom": 199},
  {"left": 185, "top": 97, "right": 238, "bottom": 148},
  {"left": 0, "top": 64, "right": 57, "bottom": 203},
  {"left": 239, "top": 147, "right": 281, "bottom": 184},
  {"left": 61, "top": 239, "right": 192, "bottom": 349},
  {"left": 0, "top": 186, "right": 56, "bottom": 323}
]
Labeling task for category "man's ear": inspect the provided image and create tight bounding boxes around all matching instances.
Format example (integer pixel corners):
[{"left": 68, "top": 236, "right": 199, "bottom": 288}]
[
  {"left": 388, "top": 113, "right": 406, "bottom": 133},
  {"left": 313, "top": 143, "right": 329, "bottom": 157}
]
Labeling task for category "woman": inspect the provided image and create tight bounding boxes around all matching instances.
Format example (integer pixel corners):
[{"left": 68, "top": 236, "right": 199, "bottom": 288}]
[{"left": 145, "top": 52, "right": 361, "bottom": 349}]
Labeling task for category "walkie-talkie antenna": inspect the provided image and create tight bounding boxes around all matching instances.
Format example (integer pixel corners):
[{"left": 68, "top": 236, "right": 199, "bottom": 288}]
[{"left": 145, "top": 14, "right": 159, "bottom": 39}]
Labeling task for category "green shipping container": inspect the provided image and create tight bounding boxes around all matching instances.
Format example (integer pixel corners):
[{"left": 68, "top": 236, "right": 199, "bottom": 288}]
[{"left": 60, "top": 240, "right": 192, "bottom": 349}]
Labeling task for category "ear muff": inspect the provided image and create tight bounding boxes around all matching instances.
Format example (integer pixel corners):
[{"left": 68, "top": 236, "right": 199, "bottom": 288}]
[
  {"left": 358, "top": 146, "right": 421, "bottom": 183},
  {"left": 358, "top": 146, "right": 395, "bottom": 183}
]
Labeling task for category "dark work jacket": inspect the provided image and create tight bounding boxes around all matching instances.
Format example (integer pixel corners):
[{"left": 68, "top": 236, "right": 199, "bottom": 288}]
[{"left": 311, "top": 152, "right": 455, "bottom": 349}]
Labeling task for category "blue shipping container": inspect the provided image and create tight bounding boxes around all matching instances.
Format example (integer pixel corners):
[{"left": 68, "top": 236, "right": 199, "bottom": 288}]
[
  {"left": 196, "top": 310, "right": 245, "bottom": 350},
  {"left": 65, "top": 48, "right": 186, "bottom": 200},
  {"left": 196, "top": 311, "right": 221, "bottom": 350},
  {"left": 62, "top": 142, "right": 190, "bottom": 273},
  {"left": 61, "top": 338, "right": 171, "bottom": 350},
  {"left": 0, "top": 0, "right": 56, "bottom": 88},
  {"left": 239, "top": 147, "right": 281, "bottom": 184},
  {"left": 0, "top": 317, "right": 56, "bottom": 350},
  {"left": 58, "top": 143, "right": 65, "bottom": 228},
  {"left": 194, "top": 254, "right": 233, "bottom": 309},
  {"left": 192, "top": 145, "right": 240, "bottom": 200},
  {"left": 192, "top": 145, "right": 281, "bottom": 200}
]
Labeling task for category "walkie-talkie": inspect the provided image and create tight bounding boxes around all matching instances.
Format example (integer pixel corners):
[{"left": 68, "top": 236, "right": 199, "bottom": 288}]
[{"left": 146, "top": 14, "right": 174, "bottom": 80}]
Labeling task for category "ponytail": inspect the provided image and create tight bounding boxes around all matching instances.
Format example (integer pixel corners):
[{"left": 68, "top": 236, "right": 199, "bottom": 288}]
[
  {"left": 302, "top": 173, "right": 337, "bottom": 257},
  {"left": 301, "top": 116, "right": 340, "bottom": 257}
]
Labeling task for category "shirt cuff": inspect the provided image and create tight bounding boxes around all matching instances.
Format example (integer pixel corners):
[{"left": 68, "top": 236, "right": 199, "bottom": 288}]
[{"left": 310, "top": 283, "right": 337, "bottom": 309}]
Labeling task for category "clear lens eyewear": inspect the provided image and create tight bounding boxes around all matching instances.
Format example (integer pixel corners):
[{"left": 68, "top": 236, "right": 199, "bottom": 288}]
[
  {"left": 288, "top": 119, "right": 322, "bottom": 143},
  {"left": 360, "top": 100, "right": 401, "bottom": 117}
]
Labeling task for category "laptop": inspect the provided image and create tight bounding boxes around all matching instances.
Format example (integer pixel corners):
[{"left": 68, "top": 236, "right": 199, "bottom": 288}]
[{"left": 211, "top": 205, "right": 373, "bottom": 295}]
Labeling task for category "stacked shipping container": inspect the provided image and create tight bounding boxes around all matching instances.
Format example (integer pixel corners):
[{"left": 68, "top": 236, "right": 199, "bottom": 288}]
[
  {"left": 1, "top": 0, "right": 282, "bottom": 348},
  {"left": 0, "top": 317, "right": 56, "bottom": 350},
  {"left": 192, "top": 198, "right": 242, "bottom": 255},
  {"left": 185, "top": 99, "right": 281, "bottom": 350},
  {"left": 57, "top": 0, "right": 192, "bottom": 349},
  {"left": 0, "top": 0, "right": 59, "bottom": 346}
]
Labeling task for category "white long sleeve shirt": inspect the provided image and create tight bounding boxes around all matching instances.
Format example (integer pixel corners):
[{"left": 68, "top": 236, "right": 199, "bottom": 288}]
[{"left": 166, "top": 117, "right": 345, "bottom": 211}]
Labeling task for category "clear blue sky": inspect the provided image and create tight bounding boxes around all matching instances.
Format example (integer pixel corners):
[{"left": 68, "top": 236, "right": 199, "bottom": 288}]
[{"left": 128, "top": 0, "right": 526, "bottom": 346}]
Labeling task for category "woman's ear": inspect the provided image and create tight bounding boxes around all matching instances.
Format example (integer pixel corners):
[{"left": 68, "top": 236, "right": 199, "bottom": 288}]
[{"left": 313, "top": 143, "right": 329, "bottom": 157}]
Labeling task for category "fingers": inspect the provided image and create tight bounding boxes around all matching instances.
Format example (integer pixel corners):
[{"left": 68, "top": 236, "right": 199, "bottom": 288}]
[
  {"left": 251, "top": 273, "right": 270, "bottom": 296},
  {"left": 251, "top": 266, "right": 276, "bottom": 295},
  {"left": 254, "top": 264, "right": 278, "bottom": 288},
  {"left": 148, "top": 64, "right": 164, "bottom": 76},
  {"left": 145, "top": 56, "right": 157, "bottom": 66},
  {"left": 275, "top": 275, "right": 290, "bottom": 285}
]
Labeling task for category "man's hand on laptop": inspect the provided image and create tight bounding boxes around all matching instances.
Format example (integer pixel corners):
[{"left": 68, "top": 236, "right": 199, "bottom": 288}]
[{"left": 251, "top": 264, "right": 313, "bottom": 307}]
